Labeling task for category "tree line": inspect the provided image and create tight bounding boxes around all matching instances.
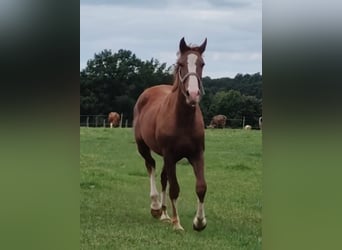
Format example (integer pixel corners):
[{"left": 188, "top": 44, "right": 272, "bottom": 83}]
[{"left": 80, "top": 49, "right": 262, "bottom": 128}]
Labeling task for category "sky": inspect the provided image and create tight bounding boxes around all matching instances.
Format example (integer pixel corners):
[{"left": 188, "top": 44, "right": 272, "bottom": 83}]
[{"left": 80, "top": 0, "right": 262, "bottom": 79}]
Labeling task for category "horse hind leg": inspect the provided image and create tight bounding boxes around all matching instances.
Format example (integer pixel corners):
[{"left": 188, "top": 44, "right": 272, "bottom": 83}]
[
  {"left": 137, "top": 141, "right": 162, "bottom": 218},
  {"left": 159, "top": 166, "right": 171, "bottom": 222}
]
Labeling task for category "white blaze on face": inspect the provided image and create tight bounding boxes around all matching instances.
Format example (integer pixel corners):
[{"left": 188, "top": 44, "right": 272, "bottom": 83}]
[{"left": 187, "top": 54, "right": 199, "bottom": 95}]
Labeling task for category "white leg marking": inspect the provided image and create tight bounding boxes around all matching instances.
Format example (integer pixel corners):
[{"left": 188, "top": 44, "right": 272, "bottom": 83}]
[
  {"left": 195, "top": 200, "right": 205, "bottom": 219},
  {"left": 149, "top": 168, "right": 161, "bottom": 210},
  {"left": 193, "top": 200, "right": 207, "bottom": 229},
  {"left": 171, "top": 199, "right": 184, "bottom": 230},
  {"left": 160, "top": 191, "right": 171, "bottom": 222}
]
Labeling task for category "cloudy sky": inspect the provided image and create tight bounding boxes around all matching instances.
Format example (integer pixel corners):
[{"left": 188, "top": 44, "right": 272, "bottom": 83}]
[{"left": 80, "top": 0, "right": 262, "bottom": 79}]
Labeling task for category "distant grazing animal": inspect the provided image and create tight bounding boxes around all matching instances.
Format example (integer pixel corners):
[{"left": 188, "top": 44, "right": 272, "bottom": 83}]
[
  {"left": 209, "top": 115, "right": 227, "bottom": 128},
  {"left": 259, "top": 116, "right": 262, "bottom": 130},
  {"left": 133, "top": 37, "right": 208, "bottom": 231},
  {"left": 244, "top": 125, "right": 252, "bottom": 130},
  {"left": 108, "top": 112, "right": 120, "bottom": 128}
]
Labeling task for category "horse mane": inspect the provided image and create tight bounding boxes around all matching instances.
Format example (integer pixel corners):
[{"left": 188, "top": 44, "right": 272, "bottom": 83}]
[{"left": 171, "top": 64, "right": 180, "bottom": 92}]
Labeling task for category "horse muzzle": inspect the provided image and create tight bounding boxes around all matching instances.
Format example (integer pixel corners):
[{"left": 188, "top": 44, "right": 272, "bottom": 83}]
[
  {"left": 179, "top": 71, "right": 204, "bottom": 106},
  {"left": 186, "top": 90, "right": 201, "bottom": 107}
]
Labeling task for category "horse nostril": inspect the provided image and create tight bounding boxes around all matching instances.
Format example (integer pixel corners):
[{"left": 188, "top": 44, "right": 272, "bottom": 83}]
[{"left": 186, "top": 90, "right": 190, "bottom": 96}]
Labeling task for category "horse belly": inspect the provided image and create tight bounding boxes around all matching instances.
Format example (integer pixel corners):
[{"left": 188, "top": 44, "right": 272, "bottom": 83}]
[
  {"left": 140, "top": 123, "right": 162, "bottom": 155},
  {"left": 134, "top": 88, "right": 170, "bottom": 156}
]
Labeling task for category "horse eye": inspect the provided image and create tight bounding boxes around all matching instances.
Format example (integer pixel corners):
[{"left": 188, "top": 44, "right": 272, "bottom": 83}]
[
  {"left": 178, "top": 62, "right": 184, "bottom": 67},
  {"left": 201, "top": 62, "right": 205, "bottom": 67}
]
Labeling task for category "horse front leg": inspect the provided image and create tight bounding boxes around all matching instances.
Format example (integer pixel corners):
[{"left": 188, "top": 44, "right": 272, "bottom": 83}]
[
  {"left": 189, "top": 153, "right": 207, "bottom": 231},
  {"left": 149, "top": 167, "right": 162, "bottom": 218},
  {"left": 164, "top": 156, "right": 184, "bottom": 231}
]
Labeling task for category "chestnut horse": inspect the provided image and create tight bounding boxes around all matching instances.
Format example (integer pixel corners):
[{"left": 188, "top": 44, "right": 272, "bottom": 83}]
[
  {"left": 133, "top": 38, "right": 207, "bottom": 231},
  {"left": 209, "top": 114, "right": 227, "bottom": 128},
  {"left": 108, "top": 112, "right": 120, "bottom": 128}
]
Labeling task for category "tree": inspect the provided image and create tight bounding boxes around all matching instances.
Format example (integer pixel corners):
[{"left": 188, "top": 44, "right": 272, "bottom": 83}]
[
  {"left": 205, "top": 90, "right": 262, "bottom": 128},
  {"left": 80, "top": 49, "right": 172, "bottom": 121},
  {"left": 80, "top": 49, "right": 262, "bottom": 127}
]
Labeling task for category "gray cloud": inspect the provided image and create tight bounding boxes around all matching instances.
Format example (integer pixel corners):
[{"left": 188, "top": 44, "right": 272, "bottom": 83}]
[
  {"left": 80, "top": 1, "right": 261, "bottom": 78},
  {"left": 80, "top": 0, "right": 256, "bottom": 9}
]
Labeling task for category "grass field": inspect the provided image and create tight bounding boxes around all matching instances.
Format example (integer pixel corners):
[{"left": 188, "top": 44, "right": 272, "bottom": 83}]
[{"left": 80, "top": 128, "right": 262, "bottom": 249}]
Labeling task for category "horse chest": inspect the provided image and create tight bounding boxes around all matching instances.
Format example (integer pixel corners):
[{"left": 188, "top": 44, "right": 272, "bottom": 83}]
[
  {"left": 156, "top": 129, "right": 203, "bottom": 155},
  {"left": 174, "top": 137, "right": 199, "bottom": 152}
]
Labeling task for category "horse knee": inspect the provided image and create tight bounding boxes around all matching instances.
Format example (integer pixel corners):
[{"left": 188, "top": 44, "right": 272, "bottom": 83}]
[
  {"left": 144, "top": 158, "right": 156, "bottom": 174},
  {"left": 160, "top": 169, "right": 167, "bottom": 189},
  {"left": 146, "top": 158, "right": 155, "bottom": 168},
  {"left": 169, "top": 184, "right": 180, "bottom": 200},
  {"left": 196, "top": 182, "right": 207, "bottom": 202}
]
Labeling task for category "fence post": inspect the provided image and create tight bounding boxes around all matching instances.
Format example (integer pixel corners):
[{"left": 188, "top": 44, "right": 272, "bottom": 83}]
[
  {"left": 86, "top": 116, "right": 89, "bottom": 128},
  {"left": 120, "top": 113, "right": 123, "bottom": 128},
  {"left": 242, "top": 116, "right": 245, "bottom": 129},
  {"left": 103, "top": 119, "right": 106, "bottom": 128},
  {"left": 125, "top": 119, "right": 128, "bottom": 128}
]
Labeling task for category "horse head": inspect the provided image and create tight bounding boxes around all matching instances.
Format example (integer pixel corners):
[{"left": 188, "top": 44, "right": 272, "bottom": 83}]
[{"left": 176, "top": 37, "right": 207, "bottom": 107}]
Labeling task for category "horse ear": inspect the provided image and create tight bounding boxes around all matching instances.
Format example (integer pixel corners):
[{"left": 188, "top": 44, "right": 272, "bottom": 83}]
[
  {"left": 179, "top": 37, "right": 190, "bottom": 53},
  {"left": 198, "top": 38, "right": 207, "bottom": 54}
]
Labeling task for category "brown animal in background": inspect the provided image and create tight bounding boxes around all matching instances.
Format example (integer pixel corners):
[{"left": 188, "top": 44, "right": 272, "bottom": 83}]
[
  {"left": 209, "top": 114, "right": 227, "bottom": 128},
  {"left": 134, "top": 37, "right": 207, "bottom": 231},
  {"left": 108, "top": 112, "right": 120, "bottom": 128}
]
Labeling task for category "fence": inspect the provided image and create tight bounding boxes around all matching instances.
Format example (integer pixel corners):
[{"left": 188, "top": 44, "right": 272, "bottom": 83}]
[
  {"left": 80, "top": 114, "right": 133, "bottom": 128},
  {"left": 80, "top": 115, "right": 262, "bottom": 129},
  {"left": 226, "top": 116, "right": 262, "bottom": 129}
]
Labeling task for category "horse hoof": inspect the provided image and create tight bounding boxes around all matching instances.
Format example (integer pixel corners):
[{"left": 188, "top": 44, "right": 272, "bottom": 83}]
[
  {"left": 160, "top": 214, "right": 171, "bottom": 223},
  {"left": 173, "top": 224, "right": 185, "bottom": 231},
  {"left": 193, "top": 217, "right": 207, "bottom": 231},
  {"left": 161, "top": 218, "right": 171, "bottom": 223},
  {"left": 193, "top": 223, "right": 206, "bottom": 231},
  {"left": 150, "top": 208, "right": 162, "bottom": 218},
  {"left": 171, "top": 218, "right": 184, "bottom": 231}
]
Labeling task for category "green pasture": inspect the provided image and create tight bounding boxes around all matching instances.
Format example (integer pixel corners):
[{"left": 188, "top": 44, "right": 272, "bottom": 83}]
[{"left": 80, "top": 128, "right": 262, "bottom": 249}]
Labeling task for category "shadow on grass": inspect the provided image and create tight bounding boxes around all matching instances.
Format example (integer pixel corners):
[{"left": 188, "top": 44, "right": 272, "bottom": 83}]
[
  {"left": 128, "top": 171, "right": 147, "bottom": 177},
  {"left": 225, "top": 163, "right": 251, "bottom": 171},
  {"left": 80, "top": 181, "right": 98, "bottom": 189}
]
